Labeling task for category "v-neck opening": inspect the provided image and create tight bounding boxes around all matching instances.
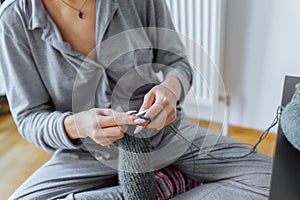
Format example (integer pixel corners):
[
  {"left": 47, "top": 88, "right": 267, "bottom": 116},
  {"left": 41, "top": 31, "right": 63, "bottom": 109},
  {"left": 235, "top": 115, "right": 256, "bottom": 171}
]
[{"left": 40, "top": 0, "right": 118, "bottom": 66}]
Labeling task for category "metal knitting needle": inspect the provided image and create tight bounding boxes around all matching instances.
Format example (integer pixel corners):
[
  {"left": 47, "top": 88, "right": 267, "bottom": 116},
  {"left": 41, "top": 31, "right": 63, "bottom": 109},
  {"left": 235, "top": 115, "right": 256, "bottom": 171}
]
[
  {"left": 133, "top": 109, "right": 149, "bottom": 117},
  {"left": 139, "top": 116, "right": 154, "bottom": 122}
]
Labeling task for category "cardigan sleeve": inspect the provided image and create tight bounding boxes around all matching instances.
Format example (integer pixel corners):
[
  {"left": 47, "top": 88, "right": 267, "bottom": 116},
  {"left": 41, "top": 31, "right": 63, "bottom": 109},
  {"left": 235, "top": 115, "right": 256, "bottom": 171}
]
[
  {"left": 147, "top": 0, "right": 193, "bottom": 103},
  {"left": 0, "top": 15, "right": 81, "bottom": 153}
]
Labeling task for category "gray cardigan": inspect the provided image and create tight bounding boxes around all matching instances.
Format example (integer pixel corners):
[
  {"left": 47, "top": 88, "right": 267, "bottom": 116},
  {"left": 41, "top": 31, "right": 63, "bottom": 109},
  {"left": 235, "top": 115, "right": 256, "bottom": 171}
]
[{"left": 0, "top": 0, "right": 192, "bottom": 153}]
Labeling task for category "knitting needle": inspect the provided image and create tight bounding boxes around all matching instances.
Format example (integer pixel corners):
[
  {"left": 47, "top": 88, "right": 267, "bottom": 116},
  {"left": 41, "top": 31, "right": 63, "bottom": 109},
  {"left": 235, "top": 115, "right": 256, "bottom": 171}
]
[
  {"left": 133, "top": 109, "right": 149, "bottom": 117},
  {"left": 129, "top": 109, "right": 154, "bottom": 125}
]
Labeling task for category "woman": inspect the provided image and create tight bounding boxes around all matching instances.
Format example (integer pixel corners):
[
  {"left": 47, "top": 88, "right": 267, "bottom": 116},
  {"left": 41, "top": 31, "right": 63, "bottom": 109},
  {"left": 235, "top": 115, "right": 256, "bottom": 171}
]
[{"left": 0, "top": 0, "right": 272, "bottom": 199}]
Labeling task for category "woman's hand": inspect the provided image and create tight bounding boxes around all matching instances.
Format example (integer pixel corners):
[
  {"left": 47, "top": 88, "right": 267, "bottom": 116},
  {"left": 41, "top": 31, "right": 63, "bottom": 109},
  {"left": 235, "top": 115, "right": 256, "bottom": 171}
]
[
  {"left": 136, "top": 77, "right": 182, "bottom": 132},
  {"left": 64, "top": 108, "right": 137, "bottom": 146}
]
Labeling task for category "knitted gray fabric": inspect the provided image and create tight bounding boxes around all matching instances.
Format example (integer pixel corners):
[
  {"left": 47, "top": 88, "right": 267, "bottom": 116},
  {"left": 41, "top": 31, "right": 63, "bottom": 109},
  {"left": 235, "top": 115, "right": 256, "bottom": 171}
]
[
  {"left": 118, "top": 125, "right": 156, "bottom": 200},
  {"left": 293, "top": 83, "right": 300, "bottom": 102}
]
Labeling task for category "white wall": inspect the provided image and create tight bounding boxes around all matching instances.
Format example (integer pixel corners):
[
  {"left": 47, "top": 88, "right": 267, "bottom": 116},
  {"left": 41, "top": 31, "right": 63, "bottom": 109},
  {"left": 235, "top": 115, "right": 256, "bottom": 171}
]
[{"left": 223, "top": 0, "right": 300, "bottom": 131}]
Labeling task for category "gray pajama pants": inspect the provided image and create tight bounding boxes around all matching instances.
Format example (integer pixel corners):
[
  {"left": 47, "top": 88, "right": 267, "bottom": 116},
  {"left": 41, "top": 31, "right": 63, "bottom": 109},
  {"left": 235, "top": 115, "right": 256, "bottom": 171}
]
[{"left": 9, "top": 116, "right": 272, "bottom": 200}]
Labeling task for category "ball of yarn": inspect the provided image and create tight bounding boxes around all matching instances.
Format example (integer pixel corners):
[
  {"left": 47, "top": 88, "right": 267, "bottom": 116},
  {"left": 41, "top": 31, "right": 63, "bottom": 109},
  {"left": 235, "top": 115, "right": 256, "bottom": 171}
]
[{"left": 280, "top": 83, "right": 300, "bottom": 151}]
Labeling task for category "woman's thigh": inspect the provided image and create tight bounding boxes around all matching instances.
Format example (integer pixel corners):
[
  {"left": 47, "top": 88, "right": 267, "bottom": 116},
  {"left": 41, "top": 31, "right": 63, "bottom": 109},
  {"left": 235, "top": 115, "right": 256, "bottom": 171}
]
[
  {"left": 167, "top": 119, "right": 272, "bottom": 199},
  {"left": 9, "top": 149, "right": 118, "bottom": 200},
  {"left": 171, "top": 180, "right": 268, "bottom": 200}
]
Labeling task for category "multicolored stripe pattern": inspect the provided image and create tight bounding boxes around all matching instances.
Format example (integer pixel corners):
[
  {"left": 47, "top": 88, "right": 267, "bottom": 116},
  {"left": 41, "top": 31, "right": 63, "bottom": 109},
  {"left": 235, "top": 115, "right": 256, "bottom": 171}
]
[{"left": 154, "top": 165, "right": 200, "bottom": 200}]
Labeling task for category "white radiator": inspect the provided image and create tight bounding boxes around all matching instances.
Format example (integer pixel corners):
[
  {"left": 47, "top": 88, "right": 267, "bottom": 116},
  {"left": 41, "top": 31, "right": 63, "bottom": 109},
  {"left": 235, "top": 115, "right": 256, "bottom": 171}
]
[{"left": 165, "top": 0, "right": 226, "bottom": 120}]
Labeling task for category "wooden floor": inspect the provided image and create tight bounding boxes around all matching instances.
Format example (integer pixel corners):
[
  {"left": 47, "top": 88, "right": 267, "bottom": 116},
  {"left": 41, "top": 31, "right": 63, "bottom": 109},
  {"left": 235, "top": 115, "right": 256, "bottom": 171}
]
[
  {"left": 189, "top": 119, "right": 277, "bottom": 158},
  {"left": 0, "top": 106, "right": 277, "bottom": 199}
]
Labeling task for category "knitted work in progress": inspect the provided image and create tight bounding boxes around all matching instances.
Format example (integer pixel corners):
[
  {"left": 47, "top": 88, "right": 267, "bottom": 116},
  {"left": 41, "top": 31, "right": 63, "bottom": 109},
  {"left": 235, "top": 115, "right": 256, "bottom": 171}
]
[
  {"left": 281, "top": 83, "right": 300, "bottom": 151},
  {"left": 118, "top": 125, "right": 156, "bottom": 200}
]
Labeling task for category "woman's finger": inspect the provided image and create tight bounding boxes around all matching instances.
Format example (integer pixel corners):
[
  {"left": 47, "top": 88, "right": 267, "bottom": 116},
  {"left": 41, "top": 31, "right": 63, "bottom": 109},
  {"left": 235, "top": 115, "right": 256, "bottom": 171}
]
[
  {"left": 164, "top": 106, "right": 177, "bottom": 126},
  {"left": 141, "top": 90, "right": 156, "bottom": 110},
  {"left": 135, "top": 97, "right": 170, "bottom": 130},
  {"left": 92, "top": 127, "right": 125, "bottom": 146},
  {"left": 98, "top": 126, "right": 124, "bottom": 138},
  {"left": 118, "top": 125, "right": 128, "bottom": 133},
  {"left": 111, "top": 111, "right": 136, "bottom": 125},
  {"left": 108, "top": 134, "right": 125, "bottom": 141},
  {"left": 101, "top": 133, "right": 125, "bottom": 146},
  {"left": 146, "top": 107, "right": 168, "bottom": 130},
  {"left": 89, "top": 108, "right": 112, "bottom": 116},
  {"left": 96, "top": 113, "right": 136, "bottom": 128},
  {"left": 144, "top": 104, "right": 176, "bottom": 129},
  {"left": 145, "top": 103, "right": 164, "bottom": 119},
  {"left": 144, "top": 92, "right": 169, "bottom": 119}
]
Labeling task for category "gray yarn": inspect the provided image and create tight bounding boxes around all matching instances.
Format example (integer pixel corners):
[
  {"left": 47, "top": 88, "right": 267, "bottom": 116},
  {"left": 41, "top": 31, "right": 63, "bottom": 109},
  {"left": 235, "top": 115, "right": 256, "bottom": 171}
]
[
  {"left": 281, "top": 83, "right": 300, "bottom": 151},
  {"left": 294, "top": 83, "right": 300, "bottom": 100},
  {"left": 118, "top": 125, "right": 156, "bottom": 200}
]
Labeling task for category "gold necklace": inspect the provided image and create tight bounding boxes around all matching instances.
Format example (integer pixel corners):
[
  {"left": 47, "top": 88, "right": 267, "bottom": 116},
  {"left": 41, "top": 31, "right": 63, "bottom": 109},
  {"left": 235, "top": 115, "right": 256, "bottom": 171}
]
[{"left": 60, "top": 0, "right": 88, "bottom": 19}]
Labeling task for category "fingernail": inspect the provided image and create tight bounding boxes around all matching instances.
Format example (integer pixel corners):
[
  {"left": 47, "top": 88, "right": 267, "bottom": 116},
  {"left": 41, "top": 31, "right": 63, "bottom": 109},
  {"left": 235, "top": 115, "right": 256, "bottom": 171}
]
[
  {"left": 134, "top": 118, "right": 146, "bottom": 124},
  {"left": 134, "top": 126, "right": 144, "bottom": 134},
  {"left": 135, "top": 108, "right": 149, "bottom": 117},
  {"left": 127, "top": 110, "right": 137, "bottom": 115},
  {"left": 139, "top": 107, "right": 146, "bottom": 112}
]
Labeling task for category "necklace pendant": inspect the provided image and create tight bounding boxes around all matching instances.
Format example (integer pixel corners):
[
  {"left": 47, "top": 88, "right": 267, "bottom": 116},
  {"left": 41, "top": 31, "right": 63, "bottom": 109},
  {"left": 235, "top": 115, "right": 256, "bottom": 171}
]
[{"left": 79, "top": 11, "right": 84, "bottom": 19}]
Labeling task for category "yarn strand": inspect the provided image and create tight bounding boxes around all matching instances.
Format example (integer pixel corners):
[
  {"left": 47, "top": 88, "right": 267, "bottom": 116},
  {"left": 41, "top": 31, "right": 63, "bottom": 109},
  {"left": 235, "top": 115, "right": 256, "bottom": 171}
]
[{"left": 168, "top": 106, "right": 283, "bottom": 161}]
